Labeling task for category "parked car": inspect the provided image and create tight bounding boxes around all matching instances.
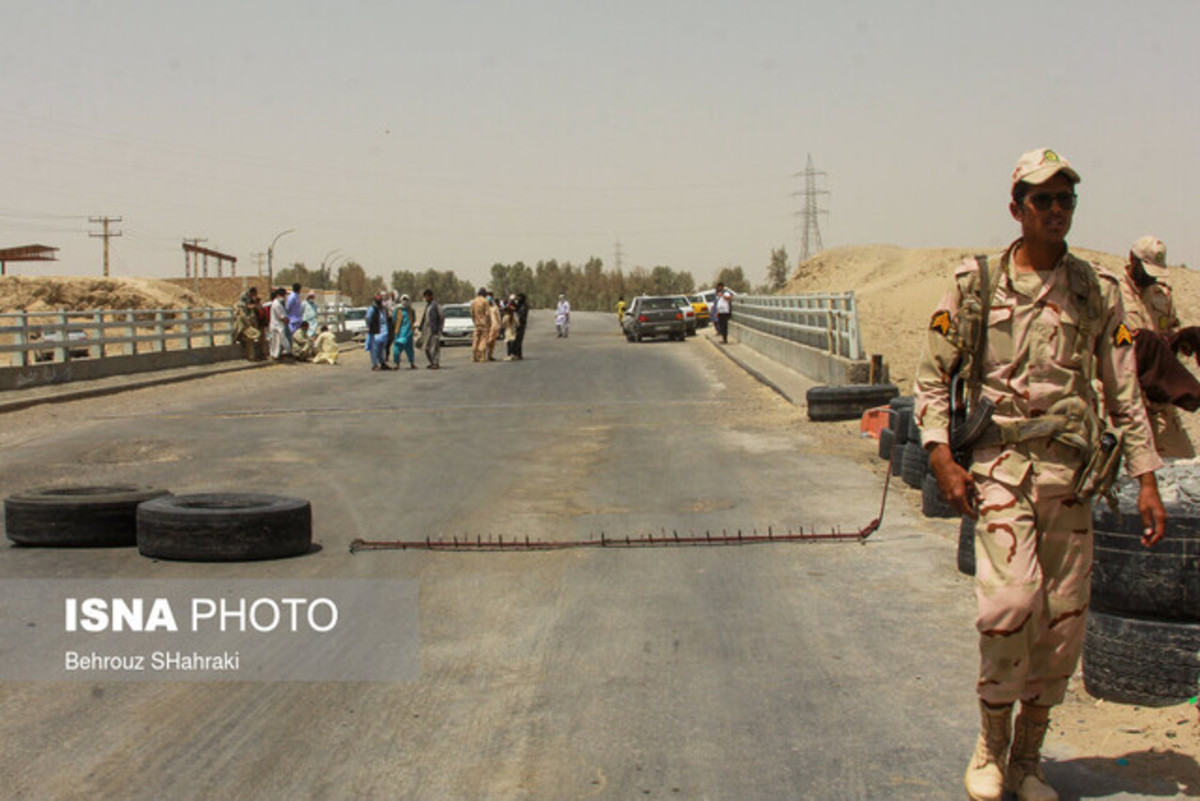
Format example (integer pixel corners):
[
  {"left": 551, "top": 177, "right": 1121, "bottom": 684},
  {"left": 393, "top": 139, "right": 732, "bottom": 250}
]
[
  {"left": 439, "top": 303, "right": 474, "bottom": 345},
  {"left": 689, "top": 292, "right": 712, "bottom": 328},
  {"left": 32, "top": 327, "right": 89, "bottom": 362},
  {"left": 622, "top": 296, "right": 687, "bottom": 342},
  {"left": 672, "top": 296, "right": 697, "bottom": 336},
  {"left": 341, "top": 307, "right": 369, "bottom": 341}
]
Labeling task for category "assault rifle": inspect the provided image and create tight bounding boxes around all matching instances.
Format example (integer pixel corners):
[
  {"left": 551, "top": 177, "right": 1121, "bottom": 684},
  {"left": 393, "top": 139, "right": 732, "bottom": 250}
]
[{"left": 948, "top": 372, "right": 994, "bottom": 469}]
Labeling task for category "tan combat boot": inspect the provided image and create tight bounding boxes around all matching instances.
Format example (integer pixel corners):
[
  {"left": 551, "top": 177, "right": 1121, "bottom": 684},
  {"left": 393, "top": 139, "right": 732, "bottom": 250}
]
[
  {"left": 1007, "top": 704, "right": 1058, "bottom": 801},
  {"left": 964, "top": 701, "right": 1012, "bottom": 801}
]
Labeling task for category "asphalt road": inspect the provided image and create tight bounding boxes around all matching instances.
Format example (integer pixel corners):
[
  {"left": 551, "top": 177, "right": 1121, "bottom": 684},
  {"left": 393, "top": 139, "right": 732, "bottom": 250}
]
[{"left": 0, "top": 311, "right": 985, "bottom": 799}]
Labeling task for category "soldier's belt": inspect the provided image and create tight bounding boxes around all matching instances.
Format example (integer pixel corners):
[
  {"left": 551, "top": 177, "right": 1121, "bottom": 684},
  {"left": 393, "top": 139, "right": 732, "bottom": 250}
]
[{"left": 974, "top": 415, "right": 1088, "bottom": 451}]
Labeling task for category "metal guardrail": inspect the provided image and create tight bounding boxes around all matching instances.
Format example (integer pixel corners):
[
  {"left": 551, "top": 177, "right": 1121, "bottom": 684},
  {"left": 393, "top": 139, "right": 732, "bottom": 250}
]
[
  {"left": 732, "top": 292, "right": 864, "bottom": 360},
  {"left": 0, "top": 308, "right": 348, "bottom": 369}
]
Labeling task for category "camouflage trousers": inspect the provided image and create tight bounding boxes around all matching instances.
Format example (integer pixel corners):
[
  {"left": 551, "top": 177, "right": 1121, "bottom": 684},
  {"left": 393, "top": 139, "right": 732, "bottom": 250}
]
[{"left": 974, "top": 473, "right": 1092, "bottom": 707}]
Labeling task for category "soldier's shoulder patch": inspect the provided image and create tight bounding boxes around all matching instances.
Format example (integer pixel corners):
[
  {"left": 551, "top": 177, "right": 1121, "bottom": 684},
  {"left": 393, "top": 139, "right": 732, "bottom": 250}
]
[
  {"left": 930, "top": 309, "right": 952, "bottom": 336},
  {"left": 1114, "top": 322, "right": 1134, "bottom": 347}
]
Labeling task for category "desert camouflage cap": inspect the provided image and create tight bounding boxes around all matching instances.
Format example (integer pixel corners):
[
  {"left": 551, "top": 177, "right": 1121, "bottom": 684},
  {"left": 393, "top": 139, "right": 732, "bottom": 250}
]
[
  {"left": 1131, "top": 235, "right": 1169, "bottom": 279},
  {"left": 1012, "top": 148, "right": 1081, "bottom": 189}
]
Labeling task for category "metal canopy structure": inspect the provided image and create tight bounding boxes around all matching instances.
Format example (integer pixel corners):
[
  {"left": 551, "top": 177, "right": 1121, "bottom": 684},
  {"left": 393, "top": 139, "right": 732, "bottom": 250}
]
[
  {"left": 0, "top": 245, "right": 59, "bottom": 276},
  {"left": 183, "top": 242, "right": 237, "bottom": 278}
]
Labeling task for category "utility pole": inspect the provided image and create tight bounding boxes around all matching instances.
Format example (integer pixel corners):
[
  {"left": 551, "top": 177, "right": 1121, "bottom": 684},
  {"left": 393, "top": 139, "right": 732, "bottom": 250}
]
[
  {"left": 792, "top": 154, "right": 829, "bottom": 264},
  {"left": 89, "top": 216, "right": 123, "bottom": 277},
  {"left": 183, "top": 237, "right": 208, "bottom": 278}
]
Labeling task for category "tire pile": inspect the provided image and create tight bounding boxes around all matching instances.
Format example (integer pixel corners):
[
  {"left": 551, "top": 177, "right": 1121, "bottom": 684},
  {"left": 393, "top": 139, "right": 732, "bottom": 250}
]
[
  {"left": 1083, "top": 465, "right": 1200, "bottom": 706},
  {"left": 5, "top": 486, "right": 313, "bottom": 562},
  {"left": 876, "top": 395, "right": 959, "bottom": 521}
]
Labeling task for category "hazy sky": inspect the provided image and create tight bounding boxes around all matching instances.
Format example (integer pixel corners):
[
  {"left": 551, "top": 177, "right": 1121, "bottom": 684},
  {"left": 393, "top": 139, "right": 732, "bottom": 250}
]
[{"left": 3, "top": 0, "right": 1197, "bottom": 288}]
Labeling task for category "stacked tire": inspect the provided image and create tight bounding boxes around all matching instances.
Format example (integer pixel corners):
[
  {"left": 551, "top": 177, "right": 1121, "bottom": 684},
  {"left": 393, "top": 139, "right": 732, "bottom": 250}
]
[
  {"left": 1082, "top": 466, "right": 1200, "bottom": 706},
  {"left": 807, "top": 383, "right": 900, "bottom": 422}
]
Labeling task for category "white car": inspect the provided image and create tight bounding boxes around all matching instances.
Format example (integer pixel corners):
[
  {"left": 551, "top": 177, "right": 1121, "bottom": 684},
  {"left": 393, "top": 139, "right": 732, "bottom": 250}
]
[
  {"left": 439, "top": 303, "right": 474, "bottom": 346},
  {"left": 341, "top": 307, "right": 370, "bottom": 341}
]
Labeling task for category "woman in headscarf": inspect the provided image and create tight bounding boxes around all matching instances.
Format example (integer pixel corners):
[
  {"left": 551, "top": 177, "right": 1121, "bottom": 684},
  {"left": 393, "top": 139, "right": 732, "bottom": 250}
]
[{"left": 392, "top": 294, "right": 417, "bottom": 369}]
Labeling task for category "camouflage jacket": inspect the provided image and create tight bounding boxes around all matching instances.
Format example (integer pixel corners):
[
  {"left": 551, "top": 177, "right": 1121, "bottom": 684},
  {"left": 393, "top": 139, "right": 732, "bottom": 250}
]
[{"left": 914, "top": 239, "right": 1162, "bottom": 488}]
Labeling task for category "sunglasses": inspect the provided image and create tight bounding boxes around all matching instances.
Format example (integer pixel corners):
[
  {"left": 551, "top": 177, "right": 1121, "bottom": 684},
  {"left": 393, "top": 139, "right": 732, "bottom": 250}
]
[{"left": 1026, "top": 191, "right": 1077, "bottom": 212}]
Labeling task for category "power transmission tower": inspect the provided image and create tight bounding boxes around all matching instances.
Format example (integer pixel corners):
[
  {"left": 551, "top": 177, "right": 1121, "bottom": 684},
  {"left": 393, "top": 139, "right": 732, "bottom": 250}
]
[
  {"left": 89, "top": 216, "right": 123, "bottom": 277},
  {"left": 792, "top": 155, "right": 829, "bottom": 263},
  {"left": 252, "top": 252, "right": 267, "bottom": 277},
  {"left": 183, "top": 237, "right": 208, "bottom": 278},
  {"left": 614, "top": 240, "right": 624, "bottom": 273}
]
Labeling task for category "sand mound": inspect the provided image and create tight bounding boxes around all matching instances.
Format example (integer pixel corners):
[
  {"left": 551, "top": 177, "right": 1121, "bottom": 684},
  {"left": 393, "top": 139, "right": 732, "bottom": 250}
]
[
  {"left": 0, "top": 275, "right": 230, "bottom": 314},
  {"left": 0, "top": 275, "right": 277, "bottom": 315},
  {"left": 786, "top": 243, "right": 1200, "bottom": 390},
  {"left": 786, "top": 243, "right": 1200, "bottom": 446}
]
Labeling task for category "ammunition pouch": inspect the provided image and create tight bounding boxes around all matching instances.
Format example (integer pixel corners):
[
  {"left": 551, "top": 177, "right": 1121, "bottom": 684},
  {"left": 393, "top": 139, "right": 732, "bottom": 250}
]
[
  {"left": 1072, "top": 427, "right": 1123, "bottom": 501},
  {"left": 971, "top": 396, "right": 1123, "bottom": 501}
]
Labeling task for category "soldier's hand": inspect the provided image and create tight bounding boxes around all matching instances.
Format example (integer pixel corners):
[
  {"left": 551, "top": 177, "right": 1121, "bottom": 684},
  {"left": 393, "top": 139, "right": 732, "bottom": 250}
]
[
  {"left": 928, "top": 443, "right": 978, "bottom": 519},
  {"left": 1137, "top": 471, "right": 1167, "bottom": 547},
  {"left": 1168, "top": 326, "right": 1200, "bottom": 358}
]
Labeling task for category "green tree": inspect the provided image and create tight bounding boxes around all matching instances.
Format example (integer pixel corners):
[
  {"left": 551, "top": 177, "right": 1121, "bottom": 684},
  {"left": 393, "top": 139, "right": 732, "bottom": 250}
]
[
  {"left": 336, "top": 262, "right": 371, "bottom": 305},
  {"left": 714, "top": 266, "right": 750, "bottom": 294},
  {"left": 767, "top": 246, "right": 789, "bottom": 292}
]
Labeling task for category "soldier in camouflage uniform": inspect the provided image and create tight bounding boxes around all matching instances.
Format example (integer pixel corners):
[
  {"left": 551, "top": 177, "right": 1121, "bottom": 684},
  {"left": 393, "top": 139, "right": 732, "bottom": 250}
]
[
  {"left": 914, "top": 148, "right": 1167, "bottom": 801},
  {"left": 1120, "top": 235, "right": 1198, "bottom": 457}
]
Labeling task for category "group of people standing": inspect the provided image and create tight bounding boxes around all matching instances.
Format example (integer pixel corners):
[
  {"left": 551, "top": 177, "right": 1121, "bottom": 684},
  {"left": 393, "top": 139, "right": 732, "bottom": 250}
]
[
  {"left": 232, "top": 283, "right": 339, "bottom": 365},
  {"left": 470, "top": 288, "right": 530, "bottom": 363},
  {"left": 366, "top": 287, "right": 530, "bottom": 371}
]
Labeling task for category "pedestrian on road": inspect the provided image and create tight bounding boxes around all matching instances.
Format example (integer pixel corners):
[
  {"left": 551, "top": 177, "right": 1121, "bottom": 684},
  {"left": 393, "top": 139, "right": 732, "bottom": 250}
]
[
  {"left": 312, "top": 325, "right": 340, "bottom": 365},
  {"left": 616, "top": 296, "right": 627, "bottom": 327},
  {"left": 291, "top": 321, "right": 316, "bottom": 361},
  {"left": 233, "top": 286, "right": 264, "bottom": 361},
  {"left": 713, "top": 283, "right": 733, "bottom": 343},
  {"left": 512, "top": 293, "right": 529, "bottom": 359},
  {"left": 555, "top": 293, "right": 570, "bottom": 338},
  {"left": 268, "top": 287, "right": 290, "bottom": 360},
  {"left": 485, "top": 292, "right": 502, "bottom": 361},
  {"left": 420, "top": 288, "right": 443, "bottom": 369},
  {"left": 302, "top": 292, "right": 320, "bottom": 336},
  {"left": 471, "top": 287, "right": 491, "bottom": 363},
  {"left": 366, "top": 293, "right": 392, "bottom": 370},
  {"left": 285, "top": 282, "right": 304, "bottom": 342},
  {"left": 392, "top": 294, "right": 418, "bottom": 370},
  {"left": 502, "top": 298, "right": 519, "bottom": 360},
  {"left": 914, "top": 147, "right": 1166, "bottom": 801}
]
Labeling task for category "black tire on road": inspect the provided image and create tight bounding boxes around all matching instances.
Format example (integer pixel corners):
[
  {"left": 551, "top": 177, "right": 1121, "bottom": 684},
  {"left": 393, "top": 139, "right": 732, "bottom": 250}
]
[
  {"left": 1082, "top": 609, "right": 1200, "bottom": 706},
  {"left": 878, "top": 427, "right": 895, "bottom": 461},
  {"left": 1091, "top": 508, "right": 1200, "bottom": 622},
  {"left": 5, "top": 486, "right": 170, "bottom": 547},
  {"left": 900, "top": 441, "right": 929, "bottom": 489},
  {"left": 921, "top": 472, "right": 958, "bottom": 518},
  {"left": 137, "top": 493, "right": 312, "bottom": 562},
  {"left": 806, "top": 383, "right": 900, "bottom": 422},
  {"left": 958, "top": 515, "right": 976, "bottom": 576}
]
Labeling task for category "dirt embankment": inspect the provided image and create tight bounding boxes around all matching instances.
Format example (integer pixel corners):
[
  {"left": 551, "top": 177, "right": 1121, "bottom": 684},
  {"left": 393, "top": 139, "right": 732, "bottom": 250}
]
[
  {"left": 0, "top": 276, "right": 245, "bottom": 314},
  {"left": 786, "top": 244, "right": 1200, "bottom": 445}
]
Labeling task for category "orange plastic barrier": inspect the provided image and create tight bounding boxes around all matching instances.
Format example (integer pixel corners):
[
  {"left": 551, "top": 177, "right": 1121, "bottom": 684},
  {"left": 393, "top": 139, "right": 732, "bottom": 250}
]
[{"left": 859, "top": 406, "right": 891, "bottom": 440}]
